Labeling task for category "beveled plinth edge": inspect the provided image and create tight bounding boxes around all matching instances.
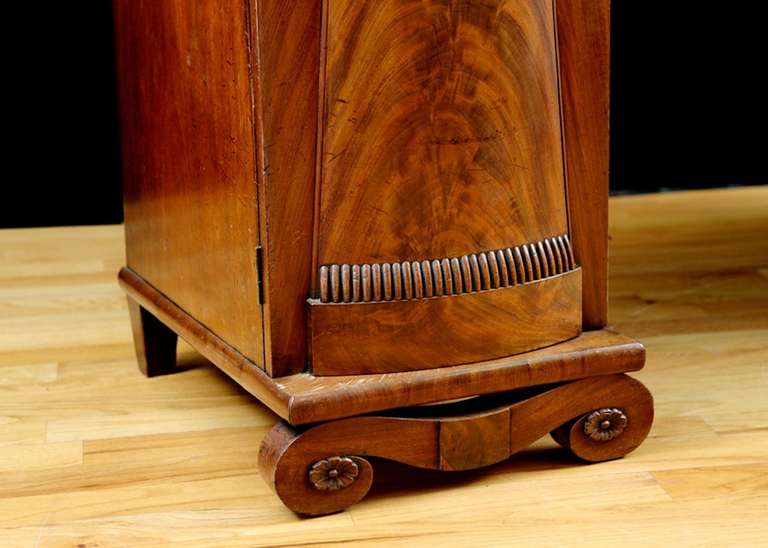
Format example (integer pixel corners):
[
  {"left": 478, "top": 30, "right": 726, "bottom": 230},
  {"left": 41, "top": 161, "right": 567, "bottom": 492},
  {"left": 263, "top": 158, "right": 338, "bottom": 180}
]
[
  {"left": 119, "top": 267, "right": 645, "bottom": 426},
  {"left": 284, "top": 329, "right": 645, "bottom": 424}
]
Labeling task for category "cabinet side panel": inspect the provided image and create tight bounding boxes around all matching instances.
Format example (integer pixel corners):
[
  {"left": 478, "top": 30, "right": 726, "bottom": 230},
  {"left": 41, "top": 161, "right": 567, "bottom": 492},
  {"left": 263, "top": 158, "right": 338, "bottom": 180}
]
[
  {"left": 557, "top": 0, "right": 611, "bottom": 329},
  {"left": 252, "top": 0, "right": 322, "bottom": 376},
  {"left": 115, "top": 0, "right": 265, "bottom": 365}
]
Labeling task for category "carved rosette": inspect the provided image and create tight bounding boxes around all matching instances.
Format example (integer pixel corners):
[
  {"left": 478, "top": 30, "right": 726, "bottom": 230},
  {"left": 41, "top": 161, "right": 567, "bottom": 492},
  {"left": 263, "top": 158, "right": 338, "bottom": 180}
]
[
  {"left": 583, "top": 408, "right": 628, "bottom": 442},
  {"left": 309, "top": 456, "right": 359, "bottom": 491}
]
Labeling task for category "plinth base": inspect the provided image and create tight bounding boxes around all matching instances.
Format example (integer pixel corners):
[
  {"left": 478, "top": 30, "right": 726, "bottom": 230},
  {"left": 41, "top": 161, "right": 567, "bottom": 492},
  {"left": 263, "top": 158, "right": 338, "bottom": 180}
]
[
  {"left": 258, "top": 373, "right": 653, "bottom": 515},
  {"left": 120, "top": 268, "right": 654, "bottom": 515}
]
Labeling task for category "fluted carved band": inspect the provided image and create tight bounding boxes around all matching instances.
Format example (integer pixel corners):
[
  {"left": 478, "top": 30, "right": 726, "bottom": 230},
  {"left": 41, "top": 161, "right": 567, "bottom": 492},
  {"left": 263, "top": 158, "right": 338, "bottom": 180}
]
[{"left": 318, "top": 235, "right": 576, "bottom": 304}]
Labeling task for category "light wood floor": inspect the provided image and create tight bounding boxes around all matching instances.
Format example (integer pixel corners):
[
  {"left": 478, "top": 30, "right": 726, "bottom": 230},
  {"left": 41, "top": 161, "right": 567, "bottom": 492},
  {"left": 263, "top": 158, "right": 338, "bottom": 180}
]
[{"left": 1, "top": 187, "right": 766, "bottom": 547}]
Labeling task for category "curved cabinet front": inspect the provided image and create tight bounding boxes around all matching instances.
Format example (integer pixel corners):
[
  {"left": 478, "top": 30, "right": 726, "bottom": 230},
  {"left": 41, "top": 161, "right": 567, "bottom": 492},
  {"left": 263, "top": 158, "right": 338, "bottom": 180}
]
[{"left": 312, "top": 0, "right": 577, "bottom": 374}]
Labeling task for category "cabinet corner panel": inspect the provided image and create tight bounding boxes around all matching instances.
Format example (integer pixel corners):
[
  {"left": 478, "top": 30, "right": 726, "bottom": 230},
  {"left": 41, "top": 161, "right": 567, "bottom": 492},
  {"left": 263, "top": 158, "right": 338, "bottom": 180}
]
[
  {"left": 252, "top": 0, "right": 324, "bottom": 376},
  {"left": 556, "top": 0, "right": 611, "bottom": 329},
  {"left": 115, "top": 0, "right": 266, "bottom": 365}
]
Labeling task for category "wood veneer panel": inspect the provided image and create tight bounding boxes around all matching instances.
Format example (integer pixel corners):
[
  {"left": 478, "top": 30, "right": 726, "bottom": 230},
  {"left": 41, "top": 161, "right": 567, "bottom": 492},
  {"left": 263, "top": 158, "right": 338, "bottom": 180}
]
[
  {"left": 557, "top": 0, "right": 611, "bottom": 328},
  {"left": 114, "top": 0, "right": 265, "bottom": 365},
  {"left": 317, "top": 0, "right": 568, "bottom": 267},
  {"left": 309, "top": 269, "right": 582, "bottom": 375},
  {"left": 251, "top": 0, "right": 322, "bottom": 375}
]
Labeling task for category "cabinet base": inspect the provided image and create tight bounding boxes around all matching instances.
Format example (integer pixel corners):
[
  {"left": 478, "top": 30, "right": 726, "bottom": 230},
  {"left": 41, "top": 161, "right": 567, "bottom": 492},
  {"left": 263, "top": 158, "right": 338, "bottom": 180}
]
[
  {"left": 121, "top": 267, "right": 654, "bottom": 515},
  {"left": 258, "top": 373, "right": 654, "bottom": 515}
]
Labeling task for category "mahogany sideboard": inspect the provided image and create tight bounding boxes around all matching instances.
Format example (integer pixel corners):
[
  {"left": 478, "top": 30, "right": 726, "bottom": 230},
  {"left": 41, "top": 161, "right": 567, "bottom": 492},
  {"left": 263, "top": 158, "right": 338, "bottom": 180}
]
[{"left": 114, "top": 0, "right": 653, "bottom": 515}]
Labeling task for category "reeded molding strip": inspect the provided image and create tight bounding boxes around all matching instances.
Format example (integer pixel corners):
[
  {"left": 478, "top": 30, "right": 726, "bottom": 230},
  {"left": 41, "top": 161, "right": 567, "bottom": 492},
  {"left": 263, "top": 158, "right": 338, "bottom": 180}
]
[{"left": 318, "top": 235, "right": 577, "bottom": 303}]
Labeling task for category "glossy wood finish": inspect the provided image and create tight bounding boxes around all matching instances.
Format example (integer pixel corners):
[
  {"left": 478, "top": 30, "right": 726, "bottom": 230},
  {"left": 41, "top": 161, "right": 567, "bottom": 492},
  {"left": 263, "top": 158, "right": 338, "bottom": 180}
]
[
  {"left": 557, "top": 0, "right": 612, "bottom": 329},
  {"left": 317, "top": 0, "right": 568, "bottom": 267},
  {"left": 127, "top": 298, "right": 177, "bottom": 377},
  {"left": 120, "top": 265, "right": 643, "bottom": 424},
  {"left": 259, "top": 374, "right": 654, "bottom": 515},
  {"left": 309, "top": 269, "right": 582, "bottom": 374},
  {"left": 114, "top": 0, "right": 265, "bottom": 366},
  {"left": 250, "top": 0, "right": 322, "bottom": 375}
]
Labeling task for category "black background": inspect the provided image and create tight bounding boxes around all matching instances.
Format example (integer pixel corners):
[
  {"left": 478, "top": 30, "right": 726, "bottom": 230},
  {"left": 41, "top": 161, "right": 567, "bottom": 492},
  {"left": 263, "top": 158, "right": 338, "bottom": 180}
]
[{"left": 2, "top": 2, "right": 765, "bottom": 228}]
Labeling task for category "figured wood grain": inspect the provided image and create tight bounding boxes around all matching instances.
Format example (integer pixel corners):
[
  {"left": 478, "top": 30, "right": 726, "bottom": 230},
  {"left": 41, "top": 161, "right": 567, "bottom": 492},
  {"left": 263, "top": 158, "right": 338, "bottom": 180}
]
[
  {"left": 317, "top": 0, "right": 568, "bottom": 268},
  {"left": 557, "top": 0, "right": 611, "bottom": 329},
  {"left": 114, "top": 0, "right": 265, "bottom": 366},
  {"left": 309, "top": 268, "right": 583, "bottom": 374}
]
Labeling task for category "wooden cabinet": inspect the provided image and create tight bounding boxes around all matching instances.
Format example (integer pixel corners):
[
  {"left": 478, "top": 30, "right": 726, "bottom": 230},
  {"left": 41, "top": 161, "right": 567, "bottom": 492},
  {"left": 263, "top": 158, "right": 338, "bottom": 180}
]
[{"left": 116, "top": 0, "right": 653, "bottom": 515}]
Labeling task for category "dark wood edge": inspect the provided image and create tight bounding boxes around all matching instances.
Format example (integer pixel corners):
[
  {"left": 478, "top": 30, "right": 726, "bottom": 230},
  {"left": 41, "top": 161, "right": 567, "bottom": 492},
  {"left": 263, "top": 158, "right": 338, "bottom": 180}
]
[{"left": 119, "top": 267, "right": 644, "bottom": 426}]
